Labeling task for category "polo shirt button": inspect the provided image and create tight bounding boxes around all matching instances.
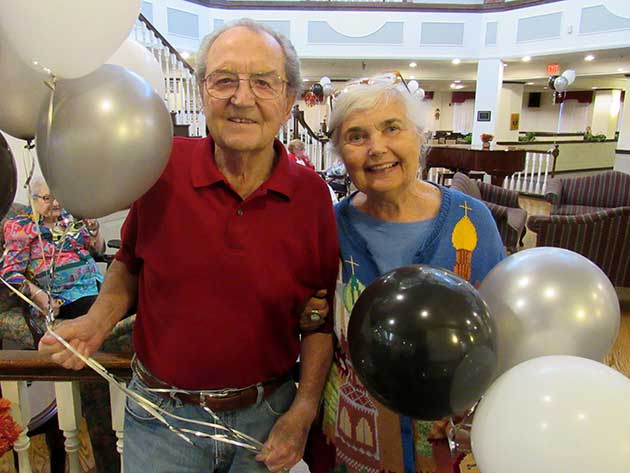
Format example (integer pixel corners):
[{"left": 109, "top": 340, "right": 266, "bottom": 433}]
[{"left": 236, "top": 208, "right": 244, "bottom": 216}]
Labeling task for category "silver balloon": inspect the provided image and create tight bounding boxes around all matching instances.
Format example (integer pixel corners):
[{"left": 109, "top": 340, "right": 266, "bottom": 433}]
[
  {"left": 0, "top": 30, "right": 50, "bottom": 140},
  {"left": 36, "top": 64, "right": 173, "bottom": 218},
  {"left": 479, "top": 247, "right": 620, "bottom": 379},
  {"left": 0, "top": 133, "right": 17, "bottom": 219},
  {"left": 553, "top": 75, "right": 570, "bottom": 92},
  {"left": 323, "top": 83, "right": 334, "bottom": 97},
  {"left": 414, "top": 88, "right": 425, "bottom": 100}
]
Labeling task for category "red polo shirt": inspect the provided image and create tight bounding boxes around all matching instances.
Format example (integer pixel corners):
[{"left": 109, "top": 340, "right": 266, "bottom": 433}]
[{"left": 116, "top": 136, "right": 338, "bottom": 389}]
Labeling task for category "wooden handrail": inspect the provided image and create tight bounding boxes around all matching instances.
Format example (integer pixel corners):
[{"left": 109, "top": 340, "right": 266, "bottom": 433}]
[
  {"left": 0, "top": 350, "right": 132, "bottom": 382},
  {"left": 291, "top": 105, "right": 329, "bottom": 144},
  {"left": 138, "top": 13, "right": 195, "bottom": 74}
]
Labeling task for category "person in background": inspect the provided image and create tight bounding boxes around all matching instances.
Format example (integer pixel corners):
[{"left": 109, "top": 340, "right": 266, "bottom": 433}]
[
  {"left": 305, "top": 76, "right": 505, "bottom": 473},
  {"left": 1, "top": 177, "right": 119, "bottom": 473},
  {"left": 287, "top": 139, "right": 316, "bottom": 170},
  {"left": 40, "top": 19, "right": 338, "bottom": 473}
]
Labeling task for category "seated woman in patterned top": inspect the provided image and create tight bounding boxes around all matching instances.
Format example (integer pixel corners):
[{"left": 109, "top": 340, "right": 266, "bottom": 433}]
[
  {"left": 1, "top": 178, "right": 104, "bottom": 320},
  {"left": 1, "top": 178, "right": 120, "bottom": 473}
]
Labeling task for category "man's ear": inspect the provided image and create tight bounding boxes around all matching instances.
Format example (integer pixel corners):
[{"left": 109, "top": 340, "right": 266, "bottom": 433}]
[{"left": 284, "top": 91, "right": 297, "bottom": 120}]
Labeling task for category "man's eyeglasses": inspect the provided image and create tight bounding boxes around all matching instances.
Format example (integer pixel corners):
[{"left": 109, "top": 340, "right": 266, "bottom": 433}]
[
  {"left": 33, "top": 194, "right": 56, "bottom": 203},
  {"left": 203, "top": 71, "right": 288, "bottom": 100}
]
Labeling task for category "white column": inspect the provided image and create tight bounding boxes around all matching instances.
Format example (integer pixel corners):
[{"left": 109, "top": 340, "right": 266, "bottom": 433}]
[
  {"left": 591, "top": 90, "right": 622, "bottom": 139},
  {"left": 496, "top": 83, "right": 525, "bottom": 143},
  {"left": 0, "top": 381, "right": 33, "bottom": 473},
  {"left": 54, "top": 381, "right": 83, "bottom": 473},
  {"left": 615, "top": 83, "right": 630, "bottom": 174},
  {"left": 472, "top": 59, "right": 504, "bottom": 147}
]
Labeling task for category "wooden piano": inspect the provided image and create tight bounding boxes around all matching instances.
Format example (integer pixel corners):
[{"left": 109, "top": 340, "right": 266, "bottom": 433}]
[{"left": 425, "top": 146, "right": 526, "bottom": 186}]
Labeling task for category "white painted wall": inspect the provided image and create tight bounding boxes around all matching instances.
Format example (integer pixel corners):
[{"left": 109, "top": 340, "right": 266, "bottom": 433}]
[
  {"left": 519, "top": 92, "right": 593, "bottom": 133},
  {"left": 145, "top": 0, "right": 630, "bottom": 63},
  {"left": 592, "top": 90, "right": 622, "bottom": 138},
  {"left": 496, "top": 83, "right": 524, "bottom": 141}
]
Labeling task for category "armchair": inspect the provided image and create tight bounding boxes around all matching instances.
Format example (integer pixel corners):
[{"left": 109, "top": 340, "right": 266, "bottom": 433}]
[
  {"left": 450, "top": 172, "right": 527, "bottom": 253},
  {"left": 527, "top": 207, "right": 630, "bottom": 288},
  {"left": 545, "top": 170, "right": 630, "bottom": 215}
]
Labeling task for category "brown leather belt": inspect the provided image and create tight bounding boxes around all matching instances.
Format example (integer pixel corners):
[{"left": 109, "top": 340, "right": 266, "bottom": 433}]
[{"left": 132, "top": 357, "right": 288, "bottom": 412}]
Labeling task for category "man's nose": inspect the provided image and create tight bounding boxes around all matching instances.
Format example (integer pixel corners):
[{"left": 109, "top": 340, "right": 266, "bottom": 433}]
[{"left": 230, "top": 78, "right": 256, "bottom": 106}]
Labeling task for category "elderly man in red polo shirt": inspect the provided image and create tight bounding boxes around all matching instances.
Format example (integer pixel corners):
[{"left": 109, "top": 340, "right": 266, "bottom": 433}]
[{"left": 40, "top": 19, "right": 338, "bottom": 473}]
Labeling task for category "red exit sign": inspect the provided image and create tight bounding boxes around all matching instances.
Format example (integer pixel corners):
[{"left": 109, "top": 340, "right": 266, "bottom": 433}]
[{"left": 547, "top": 64, "right": 560, "bottom": 75}]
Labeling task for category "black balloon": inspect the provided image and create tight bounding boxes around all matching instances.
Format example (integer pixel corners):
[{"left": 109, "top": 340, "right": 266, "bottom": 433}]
[
  {"left": 0, "top": 134, "right": 17, "bottom": 220},
  {"left": 548, "top": 75, "right": 559, "bottom": 91},
  {"left": 311, "top": 82, "right": 324, "bottom": 98},
  {"left": 348, "top": 265, "right": 497, "bottom": 420}
]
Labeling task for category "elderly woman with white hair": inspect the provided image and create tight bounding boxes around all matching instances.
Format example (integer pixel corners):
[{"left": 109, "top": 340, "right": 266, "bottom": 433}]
[
  {"left": 1, "top": 178, "right": 105, "bottom": 320},
  {"left": 306, "top": 76, "right": 505, "bottom": 473}
]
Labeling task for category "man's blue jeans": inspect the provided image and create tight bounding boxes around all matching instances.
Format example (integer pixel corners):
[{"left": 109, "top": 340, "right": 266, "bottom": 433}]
[{"left": 123, "top": 374, "right": 297, "bottom": 472}]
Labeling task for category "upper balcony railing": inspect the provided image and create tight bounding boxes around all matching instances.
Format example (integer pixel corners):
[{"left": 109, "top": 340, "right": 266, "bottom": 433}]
[{"left": 183, "top": 0, "right": 562, "bottom": 12}]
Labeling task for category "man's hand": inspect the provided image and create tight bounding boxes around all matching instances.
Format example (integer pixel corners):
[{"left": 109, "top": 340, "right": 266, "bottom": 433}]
[
  {"left": 256, "top": 408, "right": 312, "bottom": 472},
  {"left": 38, "top": 313, "right": 110, "bottom": 370},
  {"left": 299, "top": 289, "right": 328, "bottom": 332}
]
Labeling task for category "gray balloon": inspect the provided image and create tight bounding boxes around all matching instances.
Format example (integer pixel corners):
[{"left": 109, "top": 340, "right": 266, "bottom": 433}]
[
  {"left": 553, "top": 75, "right": 570, "bottom": 93},
  {"left": 0, "top": 133, "right": 17, "bottom": 220},
  {"left": 0, "top": 31, "right": 51, "bottom": 140},
  {"left": 36, "top": 64, "right": 173, "bottom": 218},
  {"left": 479, "top": 247, "right": 620, "bottom": 379}
]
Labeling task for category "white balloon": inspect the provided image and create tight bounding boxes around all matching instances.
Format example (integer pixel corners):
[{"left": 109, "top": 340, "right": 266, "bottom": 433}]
[
  {"left": 407, "top": 80, "right": 419, "bottom": 92},
  {"left": 0, "top": 0, "right": 141, "bottom": 78},
  {"left": 472, "top": 356, "right": 630, "bottom": 473},
  {"left": 107, "top": 38, "right": 165, "bottom": 98},
  {"left": 561, "top": 69, "right": 577, "bottom": 85},
  {"left": 319, "top": 76, "right": 332, "bottom": 86},
  {"left": 323, "top": 83, "right": 334, "bottom": 97},
  {"left": 414, "top": 88, "right": 425, "bottom": 100},
  {"left": 0, "top": 29, "right": 50, "bottom": 140}
]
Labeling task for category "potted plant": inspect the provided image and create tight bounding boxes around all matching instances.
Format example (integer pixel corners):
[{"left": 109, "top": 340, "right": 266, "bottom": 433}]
[{"left": 480, "top": 133, "right": 494, "bottom": 149}]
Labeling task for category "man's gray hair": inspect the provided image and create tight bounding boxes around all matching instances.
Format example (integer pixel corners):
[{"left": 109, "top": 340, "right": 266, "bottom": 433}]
[
  {"left": 328, "top": 82, "right": 426, "bottom": 153},
  {"left": 195, "top": 19, "right": 302, "bottom": 96}
]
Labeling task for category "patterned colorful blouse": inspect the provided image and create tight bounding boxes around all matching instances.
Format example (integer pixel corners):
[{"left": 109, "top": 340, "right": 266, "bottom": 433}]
[{"left": 1, "top": 207, "right": 103, "bottom": 307}]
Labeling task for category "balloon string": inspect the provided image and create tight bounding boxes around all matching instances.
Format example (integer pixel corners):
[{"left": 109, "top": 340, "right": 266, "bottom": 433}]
[{"left": 0, "top": 256, "right": 262, "bottom": 452}]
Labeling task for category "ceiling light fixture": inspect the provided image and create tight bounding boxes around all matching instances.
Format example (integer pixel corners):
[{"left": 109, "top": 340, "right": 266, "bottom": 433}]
[
  {"left": 522, "top": 56, "right": 532, "bottom": 62},
  {"left": 455, "top": 84, "right": 465, "bottom": 90},
  {"left": 618, "top": 68, "right": 625, "bottom": 72},
  {"left": 526, "top": 82, "right": 535, "bottom": 85},
  {"left": 303, "top": 78, "right": 309, "bottom": 82},
  {"left": 454, "top": 80, "right": 461, "bottom": 83},
  {"left": 409, "top": 62, "right": 417, "bottom": 68},
  {"left": 584, "top": 55, "right": 595, "bottom": 62},
  {"left": 452, "top": 58, "right": 461, "bottom": 65},
  {"left": 181, "top": 51, "right": 190, "bottom": 59}
]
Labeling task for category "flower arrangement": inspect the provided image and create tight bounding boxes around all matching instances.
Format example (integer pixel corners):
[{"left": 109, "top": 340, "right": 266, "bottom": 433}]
[
  {"left": 480, "top": 133, "right": 494, "bottom": 143},
  {"left": 0, "top": 398, "right": 21, "bottom": 456}
]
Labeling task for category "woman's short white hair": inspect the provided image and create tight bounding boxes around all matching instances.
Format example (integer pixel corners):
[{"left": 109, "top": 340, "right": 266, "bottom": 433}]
[{"left": 328, "top": 81, "right": 426, "bottom": 153}]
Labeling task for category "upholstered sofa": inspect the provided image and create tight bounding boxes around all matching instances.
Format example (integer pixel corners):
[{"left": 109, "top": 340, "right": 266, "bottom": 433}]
[
  {"left": 528, "top": 171, "right": 630, "bottom": 288},
  {"left": 450, "top": 172, "right": 527, "bottom": 253},
  {"left": 544, "top": 170, "right": 630, "bottom": 215}
]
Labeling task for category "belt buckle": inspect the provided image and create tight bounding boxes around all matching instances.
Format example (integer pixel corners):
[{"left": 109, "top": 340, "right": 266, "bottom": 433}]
[{"left": 199, "top": 389, "right": 233, "bottom": 407}]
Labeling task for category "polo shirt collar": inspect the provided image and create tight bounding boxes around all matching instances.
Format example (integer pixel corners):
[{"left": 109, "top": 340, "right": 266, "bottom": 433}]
[{"left": 191, "top": 136, "right": 296, "bottom": 200}]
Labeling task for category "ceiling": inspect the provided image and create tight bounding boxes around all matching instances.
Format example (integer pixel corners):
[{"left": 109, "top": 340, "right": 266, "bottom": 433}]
[{"left": 299, "top": 46, "right": 630, "bottom": 92}]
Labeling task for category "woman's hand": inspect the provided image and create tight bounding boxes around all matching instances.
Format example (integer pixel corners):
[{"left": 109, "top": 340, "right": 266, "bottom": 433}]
[
  {"left": 299, "top": 289, "right": 328, "bottom": 332},
  {"left": 32, "top": 289, "right": 62, "bottom": 317}
]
